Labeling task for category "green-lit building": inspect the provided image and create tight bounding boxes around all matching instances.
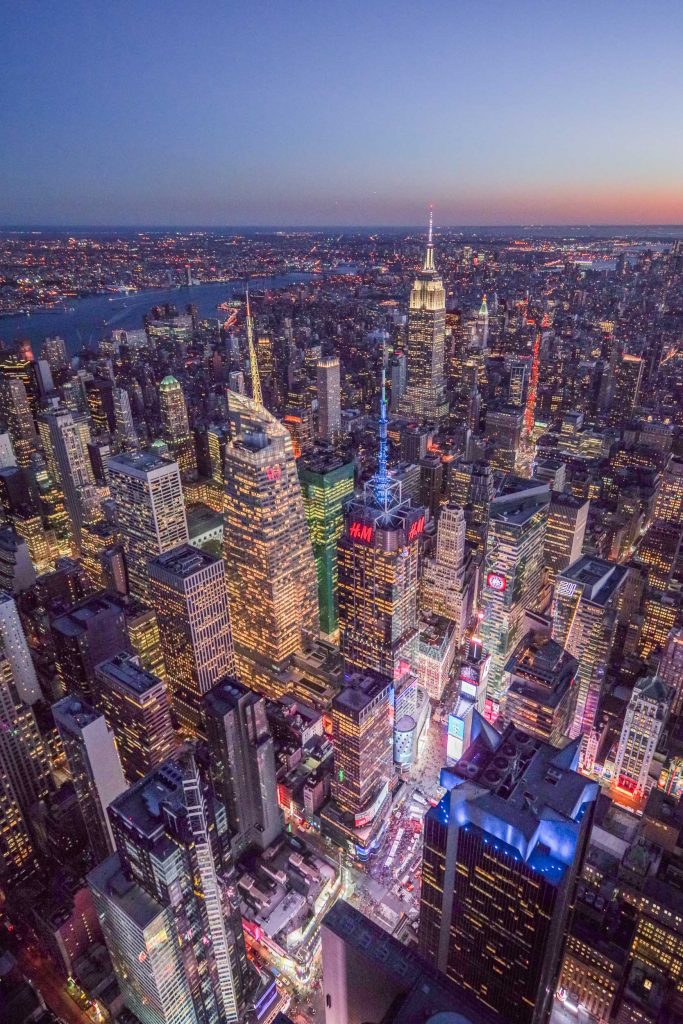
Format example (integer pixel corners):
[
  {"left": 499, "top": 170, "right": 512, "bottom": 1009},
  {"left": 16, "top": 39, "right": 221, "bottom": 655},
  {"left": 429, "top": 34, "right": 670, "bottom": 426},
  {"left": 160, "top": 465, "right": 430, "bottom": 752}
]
[{"left": 299, "top": 451, "right": 355, "bottom": 638}]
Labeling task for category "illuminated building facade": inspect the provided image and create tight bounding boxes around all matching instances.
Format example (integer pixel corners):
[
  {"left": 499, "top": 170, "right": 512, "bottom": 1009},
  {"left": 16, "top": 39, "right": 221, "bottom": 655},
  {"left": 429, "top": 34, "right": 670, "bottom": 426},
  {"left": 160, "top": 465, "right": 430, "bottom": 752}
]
[
  {"left": 653, "top": 456, "right": 683, "bottom": 524},
  {"left": 159, "top": 374, "right": 196, "bottom": 478},
  {"left": 0, "top": 591, "right": 40, "bottom": 705},
  {"left": 298, "top": 451, "right": 355, "bottom": 638},
  {"left": 95, "top": 652, "right": 176, "bottom": 782},
  {"left": 37, "top": 407, "right": 96, "bottom": 549},
  {"left": 611, "top": 675, "right": 670, "bottom": 799},
  {"left": 112, "top": 385, "right": 138, "bottom": 450},
  {"left": 148, "top": 545, "right": 235, "bottom": 737},
  {"left": 89, "top": 753, "right": 250, "bottom": 1024},
  {"left": 0, "top": 375, "right": 37, "bottom": 469},
  {"left": 420, "top": 502, "right": 476, "bottom": 644},
  {"left": 637, "top": 521, "right": 682, "bottom": 591},
  {"left": 107, "top": 451, "right": 189, "bottom": 601},
  {"left": 52, "top": 593, "right": 130, "bottom": 703},
  {"left": 543, "top": 492, "right": 589, "bottom": 592},
  {"left": 80, "top": 520, "right": 119, "bottom": 590},
  {"left": 638, "top": 590, "right": 677, "bottom": 660},
  {"left": 499, "top": 631, "right": 577, "bottom": 746},
  {"left": 338, "top": 363, "right": 424, "bottom": 678},
  {"left": 329, "top": 669, "right": 393, "bottom": 844},
  {"left": 223, "top": 391, "right": 319, "bottom": 700},
  {"left": 0, "top": 650, "right": 51, "bottom": 879},
  {"left": 126, "top": 605, "right": 167, "bottom": 682},
  {"left": 552, "top": 556, "right": 628, "bottom": 738},
  {"left": 204, "top": 677, "right": 282, "bottom": 855},
  {"left": 657, "top": 627, "right": 683, "bottom": 716},
  {"left": 419, "top": 725, "right": 598, "bottom": 1024},
  {"left": 52, "top": 694, "right": 127, "bottom": 865},
  {"left": 480, "top": 478, "right": 550, "bottom": 716},
  {"left": 400, "top": 213, "right": 449, "bottom": 421},
  {"left": 317, "top": 357, "right": 341, "bottom": 439}
]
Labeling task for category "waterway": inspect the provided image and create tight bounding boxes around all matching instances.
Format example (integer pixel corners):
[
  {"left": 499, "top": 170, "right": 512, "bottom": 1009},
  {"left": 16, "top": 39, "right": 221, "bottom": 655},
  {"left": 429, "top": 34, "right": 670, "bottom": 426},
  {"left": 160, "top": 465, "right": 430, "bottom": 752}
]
[{"left": 0, "top": 273, "right": 317, "bottom": 356}]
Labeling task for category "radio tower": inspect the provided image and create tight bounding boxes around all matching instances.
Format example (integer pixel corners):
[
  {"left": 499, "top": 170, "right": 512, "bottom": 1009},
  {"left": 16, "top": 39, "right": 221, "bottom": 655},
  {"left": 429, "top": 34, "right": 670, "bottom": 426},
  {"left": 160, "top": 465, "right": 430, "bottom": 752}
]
[{"left": 245, "top": 287, "right": 262, "bottom": 407}]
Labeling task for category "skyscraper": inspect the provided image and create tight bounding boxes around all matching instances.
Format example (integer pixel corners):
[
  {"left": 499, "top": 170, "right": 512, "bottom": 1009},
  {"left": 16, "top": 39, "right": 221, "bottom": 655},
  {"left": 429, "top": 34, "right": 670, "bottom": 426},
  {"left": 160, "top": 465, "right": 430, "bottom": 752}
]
[
  {"left": 299, "top": 450, "right": 355, "bottom": 638},
  {"left": 552, "top": 555, "right": 628, "bottom": 738},
  {"left": 107, "top": 450, "right": 189, "bottom": 601},
  {"left": 112, "top": 385, "right": 139, "bottom": 450},
  {"left": 316, "top": 357, "right": 341, "bottom": 440},
  {"left": 419, "top": 724, "right": 598, "bottom": 1024},
  {"left": 89, "top": 752, "right": 250, "bottom": 1024},
  {"left": 159, "top": 375, "right": 195, "bottom": 478},
  {"left": 204, "top": 677, "right": 281, "bottom": 855},
  {"left": 328, "top": 668, "right": 393, "bottom": 851},
  {"left": 480, "top": 477, "right": 550, "bottom": 717},
  {"left": 543, "top": 492, "right": 589, "bottom": 592},
  {"left": 610, "top": 675, "right": 670, "bottom": 800},
  {"left": 0, "top": 651, "right": 51, "bottom": 877},
  {"left": 148, "top": 544, "right": 235, "bottom": 736},
  {"left": 338, "top": 368, "right": 425, "bottom": 678},
  {"left": 53, "top": 694, "right": 128, "bottom": 865},
  {"left": 498, "top": 631, "right": 578, "bottom": 746},
  {"left": 400, "top": 213, "right": 449, "bottom": 420},
  {"left": 0, "top": 591, "right": 41, "bottom": 704},
  {"left": 0, "top": 375, "right": 37, "bottom": 469},
  {"left": 657, "top": 627, "right": 683, "bottom": 716},
  {"left": 51, "top": 593, "right": 130, "bottom": 702},
  {"left": 420, "top": 502, "right": 477, "bottom": 645},
  {"left": 37, "top": 406, "right": 96, "bottom": 549},
  {"left": 95, "top": 652, "right": 176, "bottom": 782},
  {"left": 223, "top": 390, "right": 319, "bottom": 700}
]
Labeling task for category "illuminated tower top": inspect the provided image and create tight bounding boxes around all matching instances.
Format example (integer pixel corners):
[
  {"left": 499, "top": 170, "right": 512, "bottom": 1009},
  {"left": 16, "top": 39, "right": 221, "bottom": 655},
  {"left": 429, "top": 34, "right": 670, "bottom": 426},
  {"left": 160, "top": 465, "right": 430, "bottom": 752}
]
[
  {"left": 423, "top": 207, "right": 436, "bottom": 273},
  {"left": 245, "top": 287, "right": 263, "bottom": 408},
  {"left": 367, "top": 361, "right": 401, "bottom": 518}
]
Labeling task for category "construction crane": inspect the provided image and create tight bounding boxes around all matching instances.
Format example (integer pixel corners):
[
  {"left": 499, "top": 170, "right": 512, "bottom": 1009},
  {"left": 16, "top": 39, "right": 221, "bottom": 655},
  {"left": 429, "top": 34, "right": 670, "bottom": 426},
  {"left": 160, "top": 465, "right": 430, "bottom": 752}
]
[{"left": 245, "top": 286, "right": 263, "bottom": 407}]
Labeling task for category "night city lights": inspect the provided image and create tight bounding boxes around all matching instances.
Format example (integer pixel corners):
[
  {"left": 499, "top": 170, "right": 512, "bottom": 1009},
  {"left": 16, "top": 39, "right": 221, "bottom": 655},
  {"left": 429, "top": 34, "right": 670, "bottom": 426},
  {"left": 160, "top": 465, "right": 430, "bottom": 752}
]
[{"left": 1, "top": 3, "right": 683, "bottom": 1024}]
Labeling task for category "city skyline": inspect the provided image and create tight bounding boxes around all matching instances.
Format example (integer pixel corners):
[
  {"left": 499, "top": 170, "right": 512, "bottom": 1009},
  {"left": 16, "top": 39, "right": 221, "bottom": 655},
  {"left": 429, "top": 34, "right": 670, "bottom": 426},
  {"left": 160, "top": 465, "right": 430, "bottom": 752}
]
[{"left": 3, "top": 1, "right": 683, "bottom": 226}]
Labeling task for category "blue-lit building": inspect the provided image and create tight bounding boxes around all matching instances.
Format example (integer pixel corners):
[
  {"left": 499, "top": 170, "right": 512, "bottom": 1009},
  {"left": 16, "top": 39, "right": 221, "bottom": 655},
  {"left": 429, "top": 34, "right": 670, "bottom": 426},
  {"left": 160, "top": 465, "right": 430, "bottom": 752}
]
[{"left": 418, "top": 720, "right": 598, "bottom": 1024}]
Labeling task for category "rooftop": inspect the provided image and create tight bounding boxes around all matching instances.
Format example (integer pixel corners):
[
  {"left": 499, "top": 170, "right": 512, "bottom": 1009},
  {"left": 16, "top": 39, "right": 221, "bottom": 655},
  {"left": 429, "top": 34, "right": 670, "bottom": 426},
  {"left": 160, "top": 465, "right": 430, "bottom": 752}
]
[
  {"left": 149, "top": 543, "right": 221, "bottom": 578},
  {"left": 107, "top": 449, "right": 175, "bottom": 475},
  {"left": 559, "top": 555, "right": 628, "bottom": 605},
  {"left": 96, "top": 652, "right": 164, "bottom": 696}
]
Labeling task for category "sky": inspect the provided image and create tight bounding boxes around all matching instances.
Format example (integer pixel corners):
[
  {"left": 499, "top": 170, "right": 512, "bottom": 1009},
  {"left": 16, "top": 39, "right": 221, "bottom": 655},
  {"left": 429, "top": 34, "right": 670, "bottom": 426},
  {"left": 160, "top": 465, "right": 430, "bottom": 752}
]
[{"left": 2, "top": 0, "right": 683, "bottom": 227}]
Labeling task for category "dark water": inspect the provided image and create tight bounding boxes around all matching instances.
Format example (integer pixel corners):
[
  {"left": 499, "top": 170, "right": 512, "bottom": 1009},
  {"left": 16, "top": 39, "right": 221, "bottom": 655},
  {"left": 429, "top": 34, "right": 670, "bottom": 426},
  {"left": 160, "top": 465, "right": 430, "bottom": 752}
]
[{"left": 0, "top": 273, "right": 316, "bottom": 357}]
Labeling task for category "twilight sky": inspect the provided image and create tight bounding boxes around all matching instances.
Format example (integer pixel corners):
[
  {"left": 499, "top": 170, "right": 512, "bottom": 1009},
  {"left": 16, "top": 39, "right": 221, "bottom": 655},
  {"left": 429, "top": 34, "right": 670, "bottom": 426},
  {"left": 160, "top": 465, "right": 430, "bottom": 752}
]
[{"left": 2, "top": 0, "right": 682, "bottom": 226}]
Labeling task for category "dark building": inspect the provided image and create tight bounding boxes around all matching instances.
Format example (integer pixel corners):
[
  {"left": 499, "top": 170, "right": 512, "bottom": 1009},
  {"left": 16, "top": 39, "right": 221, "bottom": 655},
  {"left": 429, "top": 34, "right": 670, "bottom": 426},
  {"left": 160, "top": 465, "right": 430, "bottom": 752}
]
[
  {"left": 419, "top": 722, "right": 598, "bottom": 1024},
  {"left": 51, "top": 593, "right": 130, "bottom": 701},
  {"left": 204, "top": 677, "right": 282, "bottom": 855}
]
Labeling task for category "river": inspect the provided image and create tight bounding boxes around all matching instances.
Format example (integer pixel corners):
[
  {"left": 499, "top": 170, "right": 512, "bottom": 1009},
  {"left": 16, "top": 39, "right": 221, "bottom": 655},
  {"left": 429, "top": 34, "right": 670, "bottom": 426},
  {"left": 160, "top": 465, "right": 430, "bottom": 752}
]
[{"left": 0, "top": 273, "right": 317, "bottom": 357}]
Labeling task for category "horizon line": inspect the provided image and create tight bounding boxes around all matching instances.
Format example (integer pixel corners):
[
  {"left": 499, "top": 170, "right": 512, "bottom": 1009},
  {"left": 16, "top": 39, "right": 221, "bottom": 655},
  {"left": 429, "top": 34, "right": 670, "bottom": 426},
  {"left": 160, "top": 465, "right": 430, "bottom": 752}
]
[{"left": 2, "top": 222, "right": 683, "bottom": 233}]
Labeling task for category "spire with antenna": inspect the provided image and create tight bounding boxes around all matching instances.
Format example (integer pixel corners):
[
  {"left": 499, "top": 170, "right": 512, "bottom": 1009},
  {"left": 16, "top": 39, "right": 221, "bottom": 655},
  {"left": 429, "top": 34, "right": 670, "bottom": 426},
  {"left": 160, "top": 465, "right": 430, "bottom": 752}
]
[
  {"left": 245, "top": 286, "right": 263, "bottom": 407},
  {"left": 423, "top": 207, "right": 436, "bottom": 272}
]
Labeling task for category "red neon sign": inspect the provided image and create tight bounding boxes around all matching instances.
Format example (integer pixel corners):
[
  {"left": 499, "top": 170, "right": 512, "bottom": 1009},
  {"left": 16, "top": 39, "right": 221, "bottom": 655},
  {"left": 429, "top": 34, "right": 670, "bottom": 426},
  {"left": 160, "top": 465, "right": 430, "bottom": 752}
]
[
  {"left": 265, "top": 465, "right": 282, "bottom": 482},
  {"left": 350, "top": 521, "right": 374, "bottom": 544},
  {"left": 486, "top": 572, "right": 507, "bottom": 592},
  {"left": 407, "top": 515, "right": 425, "bottom": 542}
]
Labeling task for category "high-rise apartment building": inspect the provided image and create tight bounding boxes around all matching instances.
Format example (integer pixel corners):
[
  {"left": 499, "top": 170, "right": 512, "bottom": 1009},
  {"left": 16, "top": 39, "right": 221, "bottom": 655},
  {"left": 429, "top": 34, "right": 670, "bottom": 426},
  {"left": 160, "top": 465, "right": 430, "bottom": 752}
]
[
  {"left": 53, "top": 694, "right": 128, "bottom": 865},
  {"left": 499, "top": 631, "right": 578, "bottom": 746},
  {"left": 653, "top": 456, "right": 683, "bottom": 524},
  {"left": 400, "top": 214, "right": 449, "bottom": 420},
  {"left": 389, "top": 350, "right": 406, "bottom": 412},
  {"left": 125, "top": 605, "right": 167, "bottom": 682},
  {"left": 95, "top": 652, "right": 176, "bottom": 782},
  {"left": 148, "top": 545, "right": 235, "bottom": 736},
  {"left": 223, "top": 391, "right": 319, "bottom": 700},
  {"left": 37, "top": 407, "right": 96, "bottom": 548},
  {"left": 0, "top": 591, "right": 41, "bottom": 704},
  {"left": 419, "top": 724, "right": 599, "bottom": 1024},
  {"left": 316, "top": 357, "right": 341, "bottom": 440},
  {"left": 107, "top": 451, "right": 189, "bottom": 601},
  {"left": 299, "top": 451, "right": 355, "bottom": 638},
  {"left": 544, "top": 492, "right": 589, "bottom": 591},
  {"left": 204, "top": 677, "right": 281, "bottom": 855},
  {"left": 611, "top": 675, "right": 670, "bottom": 800},
  {"left": 637, "top": 520, "right": 682, "bottom": 591},
  {"left": 89, "top": 752, "right": 250, "bottom": 1024},
  {"left": 480, "top": 477, "right": 550, "bottom": 716},
  {"left": 552, "top": 555, "right": 628, "bottom": 738},
  {"left": 420, "top": 502, "right": 477, "bottom": 645}
]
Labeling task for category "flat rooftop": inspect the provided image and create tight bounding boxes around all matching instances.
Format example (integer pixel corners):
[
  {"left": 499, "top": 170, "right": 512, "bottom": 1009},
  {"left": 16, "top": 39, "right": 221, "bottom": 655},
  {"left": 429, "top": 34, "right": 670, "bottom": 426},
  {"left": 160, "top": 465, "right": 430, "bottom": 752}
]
[
  {"left": 96, "top": 652, "right": 164, "bottom": 695},
  {"left": 560, "top": 555, "right": 628, "bottom": 604},
  {"left": 149, "top": 543, "right": 220, "bottom": 577},
  {"left": 107, "top": 450, "right": 175, "bottom": 475}
]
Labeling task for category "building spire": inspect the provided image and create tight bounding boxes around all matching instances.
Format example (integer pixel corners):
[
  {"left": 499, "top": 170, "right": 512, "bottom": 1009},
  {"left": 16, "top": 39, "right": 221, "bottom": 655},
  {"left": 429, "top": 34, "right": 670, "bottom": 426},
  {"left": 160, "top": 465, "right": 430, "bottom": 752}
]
[
  {"left": 423, "top": 207, "right": 436, "bottom": 272},
  {"left": 245, "top": 286, "right": 263, "bottom": 407},
  {"left": 372, "top": 345, "right": 391, "bottom": 512}
]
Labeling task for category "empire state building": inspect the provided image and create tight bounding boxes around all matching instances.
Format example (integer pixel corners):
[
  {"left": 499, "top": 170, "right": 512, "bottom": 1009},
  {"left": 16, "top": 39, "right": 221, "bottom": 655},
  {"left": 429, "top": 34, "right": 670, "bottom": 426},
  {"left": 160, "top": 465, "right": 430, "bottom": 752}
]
[{"left": 400, "top": 212, "right": 449, "bottom": 421}]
